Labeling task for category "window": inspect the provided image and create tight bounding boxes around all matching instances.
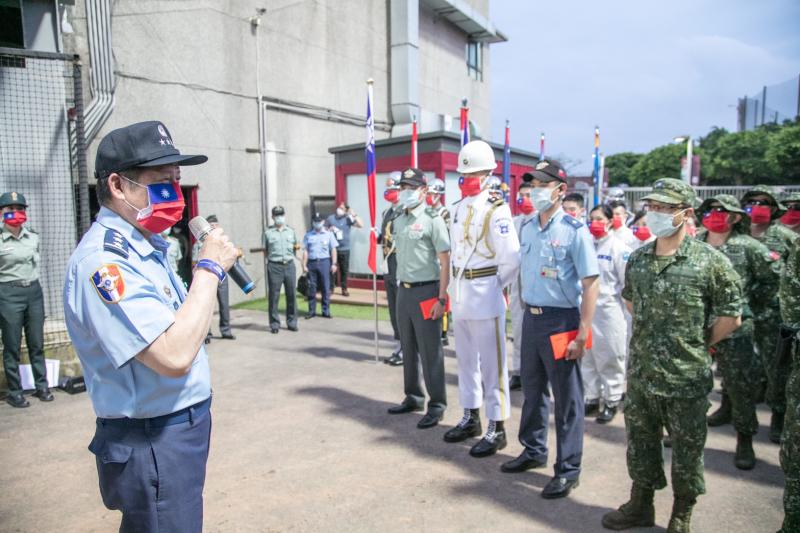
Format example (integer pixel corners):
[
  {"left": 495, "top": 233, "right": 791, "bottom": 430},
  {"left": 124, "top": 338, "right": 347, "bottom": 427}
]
[
  {"left": 0, "top": 0, "right": 24, "bottom": 48},
  {"left": 466, "top": 41, "right": 482, "bottom": 81}
]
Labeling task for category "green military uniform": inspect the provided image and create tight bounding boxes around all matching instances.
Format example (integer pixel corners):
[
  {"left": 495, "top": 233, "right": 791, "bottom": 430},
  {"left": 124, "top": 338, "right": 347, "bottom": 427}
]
[
  {"left": 698, "top": 195, "right": 778, "bottom": 467},
  {"left": 779, "top": 241, "right": 800, "bottom": 532},
  {"left": 0, "top": 192, "right": 49, "bottom": 403},
  {"left": 742, "top": 185, "right": 799, "bottom": 440},
  {"left": 604, "top": 179, "right": 742, "bottom": 533},
  {"left": 391, "top": 178, "right": 450, "bottom": 418},
  {"left": 264, "top": 221, "right": 299, "bottom": 332}
]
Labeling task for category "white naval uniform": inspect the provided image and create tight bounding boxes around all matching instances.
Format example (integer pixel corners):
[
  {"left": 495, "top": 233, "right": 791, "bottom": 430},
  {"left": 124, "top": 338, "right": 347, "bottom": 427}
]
[
  {"left": 449, "top": 190, "right": 520, "bottom": 422},
  {"left": 582, "top": 233, "right": 631, "bottom": 406},
  {"left": 508, "top": 213, "right": 534, "bottom": 375}
]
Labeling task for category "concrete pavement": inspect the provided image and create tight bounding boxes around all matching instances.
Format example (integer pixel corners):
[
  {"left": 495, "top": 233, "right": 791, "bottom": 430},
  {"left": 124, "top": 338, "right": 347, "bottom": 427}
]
[{"left": 0, "top": 309, "right": 785, "bottom": 532}]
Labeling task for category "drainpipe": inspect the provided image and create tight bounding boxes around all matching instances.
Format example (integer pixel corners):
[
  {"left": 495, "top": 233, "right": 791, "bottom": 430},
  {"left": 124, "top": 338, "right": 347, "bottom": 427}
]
[
  {"left": 389, "top": 0, "right": 419, "bottom": 130},
  {"left": 83, "top": 0, "right": 115, "bottom": 143}
]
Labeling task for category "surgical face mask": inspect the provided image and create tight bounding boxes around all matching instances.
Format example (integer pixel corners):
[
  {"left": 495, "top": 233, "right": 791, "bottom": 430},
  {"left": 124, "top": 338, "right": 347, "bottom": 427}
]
[
  {"left": 274, "top": 215, "right": 285, "bottom": 225},
  {"left": 589, "top": 220, "right": 608, "bottom": 239},
  {"left": 120, "top": 175, "right": 185, "bottom": 234},
  {"left": 458, "top": 176, "right": 482, "bottom": 197},
  {"left": 781, "top": 206, "right": 800, "bottom": 226},
  {"left": 531, "top": 186, "right": 557, "bottom": 212},
  {"left": 399, "top": 188, "right": 422, "bottom": 209},
  {"left": 336, "top": 208, "right": 346, "bottom": 217},
  {"left": 516, "top": 195, "right": 534, "bottom": 215},
  {"left": 313, "top": 221, "right": 323, "bottom": 230},
  {"left": 612, "top": 214, "right": 624, "bottom": 229},
  {"left": 746, "top": 204, "right": 772, "bottom": 224},
  {"left": 646, "top": 209, "right": 686, "bottom": 238},
  {"left": 701, "top": 210, "right": 731, "bottom": 234},
  {"left": 3, "top": 210, "right": 26, "bottom": 227},
  {"left": 633, "top": 226, "right": 651, "bottom": 241},
  {"left": 384, "top": 189, "right": 399, "bottom": 204}
]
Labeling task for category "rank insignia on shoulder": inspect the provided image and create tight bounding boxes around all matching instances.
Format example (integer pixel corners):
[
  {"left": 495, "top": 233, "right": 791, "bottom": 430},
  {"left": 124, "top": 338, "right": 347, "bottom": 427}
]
[
  {"left": 104, "top": 230, "right": 129, "bottom": 259},
  {"left": 92, "top": 264, "right": 126, "bottom": 304},
  {"left": 561, "top": 215, "right": 583, "bottom": 229}
]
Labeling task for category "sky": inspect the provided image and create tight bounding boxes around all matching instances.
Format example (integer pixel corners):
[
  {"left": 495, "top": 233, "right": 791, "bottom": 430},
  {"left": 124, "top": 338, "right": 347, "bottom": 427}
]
[{"left": 489, "top": 0, "right": 800, "bottom": 175}]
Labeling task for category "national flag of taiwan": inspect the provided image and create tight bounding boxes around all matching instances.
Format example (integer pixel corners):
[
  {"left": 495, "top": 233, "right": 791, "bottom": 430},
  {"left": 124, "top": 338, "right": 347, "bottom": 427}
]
[
  {"left": 460, "top": 99, "right": 470, "bottom": 146},
  {"left": 147, "top": 182, "right": 184, "bottom": 209},
  {"left": 502, "top": 120, "right": 511, "bottom": 202},
  {"left": 366, "top": 82, "right": 377, "bottom": 274}
]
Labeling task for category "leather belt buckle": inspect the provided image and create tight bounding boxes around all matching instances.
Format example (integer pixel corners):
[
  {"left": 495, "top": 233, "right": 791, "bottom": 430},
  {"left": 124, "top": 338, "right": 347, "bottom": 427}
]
[
  {"left": 529, "top": 306, "right": 543, "bottom": 315},
  {"left": 402, "top": 282, "right": 412, "bottom": 289}
]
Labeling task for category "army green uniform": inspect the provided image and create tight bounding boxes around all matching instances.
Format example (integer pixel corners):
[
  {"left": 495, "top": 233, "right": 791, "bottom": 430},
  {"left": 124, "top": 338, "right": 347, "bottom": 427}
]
[
  {"left": 779, "top": 242, "right": 800, "bottom": 532},
  {"left": 742, "top": 186, "right": 799, "bottom": 420},
  {"left": 699, "top": 195, "right": 779, "bottom": 438},
  {"left": 393, "top": 200, "right": 450, "bottom": 414},
  {"left": 0, "top": 223, "right": 47, "bottom": 395},
  {"left": 264, "top": 224, "right": 299, "bottom": 330}
]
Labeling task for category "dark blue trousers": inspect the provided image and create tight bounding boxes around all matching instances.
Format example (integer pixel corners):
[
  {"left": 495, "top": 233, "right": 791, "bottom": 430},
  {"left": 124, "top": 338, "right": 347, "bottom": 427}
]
[
  {"left": 518, "top": 306, "right": 584, "bottom": 480},
  {"left": 88, "top": 401, "right": 212, "bottom": 532},
  {"left": 307, "top": 258, "right": 331, "bottom": 315}
]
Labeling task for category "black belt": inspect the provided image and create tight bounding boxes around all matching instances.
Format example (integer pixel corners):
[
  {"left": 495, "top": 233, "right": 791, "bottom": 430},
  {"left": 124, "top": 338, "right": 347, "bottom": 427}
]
[
  {"left": 307, "top": 258, "right": 330, "bottom": 262},
  {"left": 269, "top": 260, "right": 292, "bottom": 265},
  {"left": 98, "top": 396, "right": 211, "bottom": 429},
  {"left": 400, "top": 280, "right": 438, "bottom": 289},
  {"left": 0, "top": 279, "right": 38, "bottom": 288},
  {"left": 526, "top": 305, "right": 578, "bottom": 315},
  {"left": 453, "top": 266, "right": 498, "bottom": 280}
]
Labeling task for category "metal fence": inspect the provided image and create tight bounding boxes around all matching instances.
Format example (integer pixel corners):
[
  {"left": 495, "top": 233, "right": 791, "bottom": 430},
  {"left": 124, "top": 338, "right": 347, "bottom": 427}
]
[
  {"left": 738, "top": 75, "right": 800, "bottom": 131},
  {"left": 0, "top": 47, "right": 90, "bottom": 350}
]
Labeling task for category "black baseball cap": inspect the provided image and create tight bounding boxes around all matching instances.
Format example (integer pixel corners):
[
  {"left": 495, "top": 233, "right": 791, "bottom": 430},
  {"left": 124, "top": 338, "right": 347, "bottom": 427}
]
[
  {"left": 272, "top": 205, "right": 285, "bottom": 216},
  {"left": 206, "top": 214, "right": 218, "bottom": 223},
  {"left": 398, "top": 168, "right": 427, "bottom": 188},
  {"left": 526, "top": 160, "right": 567, "bottom": 183},
  {"left": 95, "top": 121, "right": 207, "bottom": 178},
  {"left": 312, "top": 212, "right": 324, "bottom": 222}
]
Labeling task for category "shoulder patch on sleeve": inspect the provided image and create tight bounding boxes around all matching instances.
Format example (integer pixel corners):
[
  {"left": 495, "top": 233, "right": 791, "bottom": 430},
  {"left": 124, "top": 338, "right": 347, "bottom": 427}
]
[
  {"left": 103, "top": 230, "right": 129, "bottom": 259},
  {"left": 561, "top": 215, "right": 584, "bottom": 229},
  {"left": 91, "top": 264, "right": 126, "bottom": 303}
]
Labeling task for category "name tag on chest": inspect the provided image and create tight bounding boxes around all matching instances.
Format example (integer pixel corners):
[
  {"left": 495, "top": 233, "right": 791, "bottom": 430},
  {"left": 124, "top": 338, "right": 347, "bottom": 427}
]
[{"left": 541, "top": 266, "right": 558, "bottom": 279}]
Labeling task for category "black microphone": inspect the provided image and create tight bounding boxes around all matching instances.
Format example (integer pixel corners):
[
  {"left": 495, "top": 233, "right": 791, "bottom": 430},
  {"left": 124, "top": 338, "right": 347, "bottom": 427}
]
[{"left": 188, "top": 216, "right": 255, "bottom": 294}]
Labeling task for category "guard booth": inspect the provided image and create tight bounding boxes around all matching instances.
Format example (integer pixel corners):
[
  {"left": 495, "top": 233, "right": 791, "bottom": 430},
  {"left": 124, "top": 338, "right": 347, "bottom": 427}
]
[{"left": 329, "top": 132, "right": 540, "bottom": 289}]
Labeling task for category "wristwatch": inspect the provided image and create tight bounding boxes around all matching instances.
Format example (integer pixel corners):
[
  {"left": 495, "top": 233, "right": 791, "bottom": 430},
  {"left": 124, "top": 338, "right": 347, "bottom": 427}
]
[{"left": 438, "top": 297, "right": 447, "bottom": 306}]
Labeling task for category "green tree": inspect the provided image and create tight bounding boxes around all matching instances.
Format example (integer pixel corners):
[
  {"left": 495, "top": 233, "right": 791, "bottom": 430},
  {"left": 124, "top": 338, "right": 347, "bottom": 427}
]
[
  {"left": 604, "top": 152, "right": 643, "bottom": 185},
  {"left": 703, "top": 128, "right": 773, "bottom": 185},
  {"left": 765, "top": 121, "right": 800, "bottom": 183},
  {"left": 628, "top": 143, "right": 685, "bottom": 186}
]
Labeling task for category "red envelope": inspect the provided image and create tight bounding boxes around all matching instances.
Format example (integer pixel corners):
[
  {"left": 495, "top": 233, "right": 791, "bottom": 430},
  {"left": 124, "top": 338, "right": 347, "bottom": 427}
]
[
  {"left": 550, "top": 329, "right": 593, "bottom": 360},
  {"left": 419, "top": 297, "right": 439, "bottom": 320}
]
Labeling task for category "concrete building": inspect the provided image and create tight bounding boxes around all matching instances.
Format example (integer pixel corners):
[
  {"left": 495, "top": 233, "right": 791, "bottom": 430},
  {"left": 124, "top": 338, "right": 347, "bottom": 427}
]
[{"left": 57, "top": 0, "right": 505, "bottom": 301}]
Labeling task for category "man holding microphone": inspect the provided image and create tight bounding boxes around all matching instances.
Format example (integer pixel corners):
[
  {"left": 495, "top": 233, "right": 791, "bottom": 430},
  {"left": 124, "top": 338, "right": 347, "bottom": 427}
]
[{"left": 64, "top": 121, "right": 238, "bottom": 532}]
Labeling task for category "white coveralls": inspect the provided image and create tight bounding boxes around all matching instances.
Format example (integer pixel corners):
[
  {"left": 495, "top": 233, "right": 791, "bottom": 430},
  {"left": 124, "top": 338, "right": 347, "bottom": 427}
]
[
  {"left": 582, "top": 233, "right": 631, "bottom": 407},
  {"left": 508, "top": 213, "right": 534, "bottom": 376},
  {"left": 449, "top": 190, "right": 520, "bottom": 422}
]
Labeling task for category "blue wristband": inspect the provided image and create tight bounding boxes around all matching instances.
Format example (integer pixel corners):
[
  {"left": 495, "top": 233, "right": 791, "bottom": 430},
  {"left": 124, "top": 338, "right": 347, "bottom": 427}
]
[{"left": 195, "top": 259, "right": 226, "bottom": 282}]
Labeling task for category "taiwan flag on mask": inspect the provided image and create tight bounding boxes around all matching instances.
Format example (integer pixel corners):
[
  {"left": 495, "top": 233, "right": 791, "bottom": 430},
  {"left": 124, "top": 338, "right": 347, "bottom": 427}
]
[{"left": 139, "top": 182, "right": 184, "bottom": 218}]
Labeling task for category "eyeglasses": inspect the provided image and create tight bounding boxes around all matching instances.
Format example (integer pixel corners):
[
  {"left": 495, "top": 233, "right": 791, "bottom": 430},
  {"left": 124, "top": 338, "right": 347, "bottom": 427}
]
[
  {"left": 643, "top": 203, "right": 685, "bottom": 214},
  {"left": 744, "top": 199, "right": 771, "bottom": 207},
  {"left": 704, "top": 206, "right": 727, "bottom": 214}
]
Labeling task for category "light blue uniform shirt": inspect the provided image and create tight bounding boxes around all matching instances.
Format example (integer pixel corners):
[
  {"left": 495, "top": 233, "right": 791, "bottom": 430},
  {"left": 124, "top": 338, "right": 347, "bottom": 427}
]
[
  {"left": 519, "top": 208, "right": 599, "bottom": 309},
  {"left": 63, "top": 207, "right": 211, "bottom": 419},
  {"left": 303, "top": 228, "right": 338, "bottom": 260}
]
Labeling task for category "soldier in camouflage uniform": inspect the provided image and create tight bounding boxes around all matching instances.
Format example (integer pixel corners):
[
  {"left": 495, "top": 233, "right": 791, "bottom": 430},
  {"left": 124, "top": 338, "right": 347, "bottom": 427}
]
[
  {"left": 697, "top": 194, "right": 778, "bottom": 470},
  {"left": 602, "top": 179, "right": 743, "bottom": 533},
  {"left": 779, "top": 239, "right": 800, "bottom": 532},
  {"left": 780, "top": 191, "right": 800, "bottom": 235},
  {"left": 741, "top": 185, "right": 799, "bottom": 443}
]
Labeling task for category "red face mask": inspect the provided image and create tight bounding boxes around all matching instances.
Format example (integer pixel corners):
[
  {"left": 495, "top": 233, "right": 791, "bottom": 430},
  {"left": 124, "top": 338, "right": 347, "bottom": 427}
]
[
  {"left": 632, "top": 226, "right": 651, "bottom": 241},
  {"left": 425, "top": 195, "right": 435, "bottom": 207},
  {"left": 459, "top": 176, "right": 482, "bottom": 197},
  {"left": 516, "top": 197, "right": 534, "bottom": 215},
  {"left": 611, "top": 215, "right": 623, "bottom": 229},
  {"left": 3, "top": 211, "right": 26, "bottom": 227},
  {"left": 589, "top": 220, "right": 608, "bottom": 238},
  {"left": 122, "top": 179, "right": 185, "bottom": 234},
  {"left": 747, "top": 204, "right": 772, "bottom": 224},
  {"left": 384, "top": 189, "right": 399, "bottom": 204},
  {"left": 780, "top": 209, "right": 800, "bottom": 226},
  {"left": 702, "top": 211, "right": 731, "bottom": 234}
]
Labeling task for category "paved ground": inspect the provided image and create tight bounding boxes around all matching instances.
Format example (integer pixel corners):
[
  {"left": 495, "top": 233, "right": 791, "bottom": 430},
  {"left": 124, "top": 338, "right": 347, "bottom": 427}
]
[{"left": 0, "top": 309, "right": 786, "bottom": 532}]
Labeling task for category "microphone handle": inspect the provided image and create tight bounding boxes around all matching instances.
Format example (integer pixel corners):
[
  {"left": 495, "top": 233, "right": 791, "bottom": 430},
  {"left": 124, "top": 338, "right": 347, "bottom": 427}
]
[{"left": 228, "top": 260, "right": 255, "bottom": 294}]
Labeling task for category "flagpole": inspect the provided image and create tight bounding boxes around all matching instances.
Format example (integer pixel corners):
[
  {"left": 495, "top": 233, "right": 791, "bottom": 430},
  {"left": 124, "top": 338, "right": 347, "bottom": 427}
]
[
  {"left": 366, "top": 79, "right": 379, "bottom": 364},
  {"left": 593, "top": 126, "right": 601, "bottom": 208},
  {"left": 539, "top": 132, "right": 545, "bottom": 161}
]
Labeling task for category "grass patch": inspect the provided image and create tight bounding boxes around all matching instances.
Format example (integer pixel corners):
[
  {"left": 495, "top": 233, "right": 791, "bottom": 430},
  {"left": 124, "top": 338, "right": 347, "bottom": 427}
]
[{"left": 234, "top": 294, "right": 391, "bottom": 321}]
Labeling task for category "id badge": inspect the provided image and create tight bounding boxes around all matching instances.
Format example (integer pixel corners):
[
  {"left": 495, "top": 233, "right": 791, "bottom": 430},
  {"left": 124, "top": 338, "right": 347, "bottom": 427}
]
[{"left": 540, "top": 266, "right": 558, "bottom": 279}]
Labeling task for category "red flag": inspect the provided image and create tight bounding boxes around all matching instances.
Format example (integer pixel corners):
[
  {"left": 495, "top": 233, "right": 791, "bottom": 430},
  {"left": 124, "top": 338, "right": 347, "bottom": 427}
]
[{"left": 411, "top": 117, "right": 418, "bottom": 168}]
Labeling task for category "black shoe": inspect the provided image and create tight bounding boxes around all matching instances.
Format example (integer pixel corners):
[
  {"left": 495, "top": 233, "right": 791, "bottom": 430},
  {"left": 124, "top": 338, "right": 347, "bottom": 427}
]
[
  {"left": 585, "top": 401, "right": 600, "bottom": 416},
  {"left": 509, "top": 375, "right": 522, "bottom": 391},
  {"left": 221, "top": 333, "right": 236, "bottom": 340},
  {"left": 6, "top": 393, "right": 30, "bottom": 408},
  {"left": 322, "top": 313, "right": 332, "bottom": 319},
  {"left": 470, "top": 430, "right": 506, "bottom": 457},
  {"left": 500, "top": 452, "right": 546, "bottom": 473},
  {"left": 384, "top": 354, "right": 403, "bottom": 366},
  {"left": 417, "top": 411, "right": 443, "bottom": 429},
  {"left": 305, "top": 313, "right": 316, "bottom": 320},
  {"left": 541, "top": 476, "right": 579, "bottom": 499},
  {"left": 444, "top": 417, "right": 481, "bottom": 442},
  {"left": 387, "top": 402, "right": 423, "bottom": 415},
  {"left": 33, "top": 388, "right": 54, "bottom": 402},
  {"left": 596, "top": 405, "right": 617, "bottom": 424},
  {"left": 288, "top": 325, "right": 298, "bottom": 332},
  {"left": 270, "top": 327, "right": 279, "bottom": 334}
]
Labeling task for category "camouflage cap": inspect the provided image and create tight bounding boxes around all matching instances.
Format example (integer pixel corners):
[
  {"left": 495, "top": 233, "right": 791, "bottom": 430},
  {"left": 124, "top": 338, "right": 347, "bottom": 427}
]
[
  {"left": 781, "top": 190, "right": 800, "bottom": 204},
  {"left": 741, "top": 184, "right": 786, "bottom": 218},
  {"left": 0, "top": 192, "right": 28, "bottom": 208},
  {"left": 699, "top": 194, "right": 745, "bottom": 216},
  {"left": 641, "top": 178, "right": 696, "bottom": 207}
]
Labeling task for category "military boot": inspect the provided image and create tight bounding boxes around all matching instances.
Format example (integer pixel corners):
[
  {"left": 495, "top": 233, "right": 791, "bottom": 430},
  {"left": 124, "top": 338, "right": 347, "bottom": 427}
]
[
  {"left": 734, "top": 433, "right": 756, "bottom": 470},
  {"left": 769, "top": 410, "right": 784, "bottom": 444},
  {"left": 601, "top": 483, "right": 655, "bottom": 530},
  {"left": 666, "top": 497, "right": 695, "bottom": 533},
  {"left": 707, "top": 393, "right": 731, "bottom": 427}
]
